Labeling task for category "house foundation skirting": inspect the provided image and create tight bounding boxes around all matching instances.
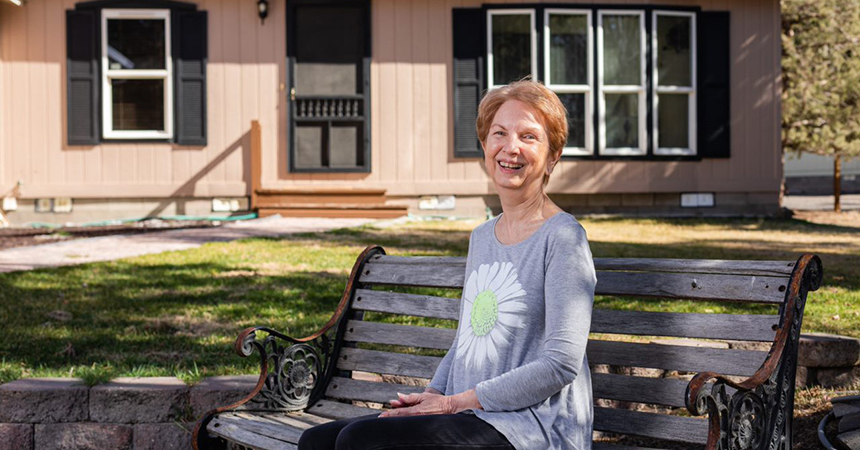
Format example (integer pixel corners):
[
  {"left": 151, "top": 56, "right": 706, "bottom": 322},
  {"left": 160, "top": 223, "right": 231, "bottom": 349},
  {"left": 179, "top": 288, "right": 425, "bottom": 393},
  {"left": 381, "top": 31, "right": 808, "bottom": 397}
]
[{"left": 1, "top": 191, "right": 782, "bottom": 225}]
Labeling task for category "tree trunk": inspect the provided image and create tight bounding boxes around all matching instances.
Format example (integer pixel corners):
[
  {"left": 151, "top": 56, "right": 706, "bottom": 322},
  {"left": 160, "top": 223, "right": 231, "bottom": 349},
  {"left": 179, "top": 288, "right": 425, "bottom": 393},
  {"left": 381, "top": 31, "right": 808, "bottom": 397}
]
[{"left": 834, "top": 153, "right": 842, "bottom": 213}]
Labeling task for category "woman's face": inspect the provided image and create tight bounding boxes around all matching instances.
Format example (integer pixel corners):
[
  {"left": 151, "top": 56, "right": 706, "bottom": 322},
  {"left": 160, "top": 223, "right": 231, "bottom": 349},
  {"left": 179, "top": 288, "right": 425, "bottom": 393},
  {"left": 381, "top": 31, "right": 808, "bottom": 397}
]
[{"left": 482, "top": 99, "right": 557, "bottom": 193}]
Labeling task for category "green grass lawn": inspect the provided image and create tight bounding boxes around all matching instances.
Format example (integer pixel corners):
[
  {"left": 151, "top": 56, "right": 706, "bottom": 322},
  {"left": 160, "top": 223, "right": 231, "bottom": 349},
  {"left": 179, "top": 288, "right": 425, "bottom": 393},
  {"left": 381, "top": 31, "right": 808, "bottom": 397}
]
[{"left": 0, "top": 216, "right": 858, "bottom": 386}]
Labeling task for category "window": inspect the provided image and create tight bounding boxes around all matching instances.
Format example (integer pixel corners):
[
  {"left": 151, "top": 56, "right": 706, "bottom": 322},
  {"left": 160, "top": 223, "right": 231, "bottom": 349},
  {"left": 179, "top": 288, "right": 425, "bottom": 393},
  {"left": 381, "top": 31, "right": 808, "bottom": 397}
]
[
  {"left": 487, "top": 10, "right": 537, "bottom": 88},
  {"left": 544, "top": 10, "right": 592, "bottom": 156},
  {"left": 453, "top": 5, "right": 717, "bottom": 159},
  {"left": 653, "top": 11, "right": 696, "bottom": 155},
  {"left": 101, "top": 9, "right": 173, "bottom": 140},
  {"left": 66, "top": 0, "right": 206, "bottom": 146},
  {"left": 598, "top": 11, "right": 647, "bottom": 155}
]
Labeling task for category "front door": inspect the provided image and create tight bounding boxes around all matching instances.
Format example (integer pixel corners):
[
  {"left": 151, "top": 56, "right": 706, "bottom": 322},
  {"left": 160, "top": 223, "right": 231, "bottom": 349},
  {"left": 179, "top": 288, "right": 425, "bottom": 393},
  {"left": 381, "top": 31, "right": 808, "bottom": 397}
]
[{"left": 287, "top": 0, "right": 370, "bottom": 173}]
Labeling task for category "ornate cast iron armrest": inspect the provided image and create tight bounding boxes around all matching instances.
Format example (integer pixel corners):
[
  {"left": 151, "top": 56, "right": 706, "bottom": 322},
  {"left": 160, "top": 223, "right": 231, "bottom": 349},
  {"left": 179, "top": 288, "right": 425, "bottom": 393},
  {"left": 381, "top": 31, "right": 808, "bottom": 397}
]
[
  {"left": 192, "top": 245, "right": 385, "bottom": 450},
  {"left": 684, "top": 254, "right": 822, "bottom": 450}
]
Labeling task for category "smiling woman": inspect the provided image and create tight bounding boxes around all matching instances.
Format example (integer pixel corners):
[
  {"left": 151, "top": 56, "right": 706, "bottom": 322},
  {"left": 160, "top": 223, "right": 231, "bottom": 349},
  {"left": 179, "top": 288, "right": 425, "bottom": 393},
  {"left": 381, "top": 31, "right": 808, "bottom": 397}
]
[{"left": 297, "top": 80, "right": 597, "bottom": 450}]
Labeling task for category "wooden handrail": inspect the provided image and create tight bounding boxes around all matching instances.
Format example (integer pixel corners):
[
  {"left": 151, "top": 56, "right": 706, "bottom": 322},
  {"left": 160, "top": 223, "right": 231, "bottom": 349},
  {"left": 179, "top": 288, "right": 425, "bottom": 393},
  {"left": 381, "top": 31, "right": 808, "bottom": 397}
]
[{"left": 250, "top": 121, "right": 262, "bottom": 212}]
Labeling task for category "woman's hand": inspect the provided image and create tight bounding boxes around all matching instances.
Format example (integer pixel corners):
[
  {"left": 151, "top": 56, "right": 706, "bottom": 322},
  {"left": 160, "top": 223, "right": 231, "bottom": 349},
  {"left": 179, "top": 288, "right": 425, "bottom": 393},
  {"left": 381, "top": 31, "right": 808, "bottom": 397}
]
[{"left": 379, "top": 389, "right": 482, "bottom": 418}]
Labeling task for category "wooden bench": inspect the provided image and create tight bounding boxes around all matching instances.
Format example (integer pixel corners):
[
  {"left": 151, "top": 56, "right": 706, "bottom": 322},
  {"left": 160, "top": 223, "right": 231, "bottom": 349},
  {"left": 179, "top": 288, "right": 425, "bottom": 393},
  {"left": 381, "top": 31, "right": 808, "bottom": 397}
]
[{"left": 192, "top": 245, "right": 823, "bottom": 450}]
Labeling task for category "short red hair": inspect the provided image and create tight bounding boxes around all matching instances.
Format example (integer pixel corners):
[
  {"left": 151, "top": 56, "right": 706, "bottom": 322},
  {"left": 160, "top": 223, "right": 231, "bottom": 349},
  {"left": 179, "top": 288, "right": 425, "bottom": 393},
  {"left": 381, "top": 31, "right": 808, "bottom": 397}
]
[{"left": 476, "top": 80, "right": 569, "bottom": 171}]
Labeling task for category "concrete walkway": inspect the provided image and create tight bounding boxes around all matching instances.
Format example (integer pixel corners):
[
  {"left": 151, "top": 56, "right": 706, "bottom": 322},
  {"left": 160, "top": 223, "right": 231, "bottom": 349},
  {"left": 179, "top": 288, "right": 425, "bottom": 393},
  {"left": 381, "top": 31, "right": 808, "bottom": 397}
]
[{"left": 0, "top": 216, "right": 374, "bottom": 273}]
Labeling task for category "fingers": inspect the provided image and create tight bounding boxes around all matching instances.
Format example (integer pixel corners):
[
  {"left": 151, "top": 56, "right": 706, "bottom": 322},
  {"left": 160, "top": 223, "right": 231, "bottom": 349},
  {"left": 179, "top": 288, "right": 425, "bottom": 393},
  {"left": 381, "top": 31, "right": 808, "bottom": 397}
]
[
  {"left": 379, "top": 407, "right": 412, "bottom": 418},
  {"left": 388, "top": 392, "right": 420, "bottom": 408}
]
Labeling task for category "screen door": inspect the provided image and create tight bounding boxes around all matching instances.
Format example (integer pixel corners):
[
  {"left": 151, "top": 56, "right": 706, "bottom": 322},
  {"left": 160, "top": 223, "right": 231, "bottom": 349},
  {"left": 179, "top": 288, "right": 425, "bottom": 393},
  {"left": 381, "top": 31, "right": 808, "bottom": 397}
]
[{"left": 287, "top": 1, "right": 370, "bottom": 172}]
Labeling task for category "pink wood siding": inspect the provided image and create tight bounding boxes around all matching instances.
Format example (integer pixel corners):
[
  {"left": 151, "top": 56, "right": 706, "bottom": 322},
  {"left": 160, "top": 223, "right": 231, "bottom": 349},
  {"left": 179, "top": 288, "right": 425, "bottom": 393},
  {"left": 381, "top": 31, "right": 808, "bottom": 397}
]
[{"left": 0, "top": 0, "right": 782, "bottom": 199}]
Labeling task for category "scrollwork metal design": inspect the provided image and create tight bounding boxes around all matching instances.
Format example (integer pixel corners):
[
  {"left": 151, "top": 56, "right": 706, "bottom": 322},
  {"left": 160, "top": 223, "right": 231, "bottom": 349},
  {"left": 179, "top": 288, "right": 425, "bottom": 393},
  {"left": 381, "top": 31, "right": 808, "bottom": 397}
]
[{"left": 235, "top": 327, "right": 334, "bottom": 411}]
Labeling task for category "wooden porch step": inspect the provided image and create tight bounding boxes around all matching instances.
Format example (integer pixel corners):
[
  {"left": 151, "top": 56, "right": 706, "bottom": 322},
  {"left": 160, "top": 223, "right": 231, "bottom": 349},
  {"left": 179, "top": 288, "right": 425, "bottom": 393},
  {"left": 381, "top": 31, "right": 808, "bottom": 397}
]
[
  {"left": 255, "top": 188, "right": 388, "bottom": 206},
  {"left": 258, "top": 204, "right": 407, "bottom": 219}
]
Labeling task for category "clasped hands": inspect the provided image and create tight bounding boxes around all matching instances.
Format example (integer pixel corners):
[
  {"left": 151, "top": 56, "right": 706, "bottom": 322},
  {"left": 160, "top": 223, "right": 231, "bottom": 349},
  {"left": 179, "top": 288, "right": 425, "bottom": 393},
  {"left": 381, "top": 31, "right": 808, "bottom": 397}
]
[{"left": 378, "top": 388, "right": 482, "bottom": 418}]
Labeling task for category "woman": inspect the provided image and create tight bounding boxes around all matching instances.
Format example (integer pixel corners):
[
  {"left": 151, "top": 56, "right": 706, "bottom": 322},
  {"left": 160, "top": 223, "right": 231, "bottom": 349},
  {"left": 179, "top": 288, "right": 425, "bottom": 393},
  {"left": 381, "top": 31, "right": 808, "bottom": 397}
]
[{"left": 298, "top": 80, "right": 597, "bottom": 450}]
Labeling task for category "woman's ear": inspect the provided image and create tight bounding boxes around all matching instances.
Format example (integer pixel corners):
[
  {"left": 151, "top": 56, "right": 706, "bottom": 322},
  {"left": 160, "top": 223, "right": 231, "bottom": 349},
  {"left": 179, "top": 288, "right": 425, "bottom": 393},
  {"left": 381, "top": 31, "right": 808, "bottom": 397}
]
[{"left": 546, "top": 150, "right": 562, "bottom": 176}]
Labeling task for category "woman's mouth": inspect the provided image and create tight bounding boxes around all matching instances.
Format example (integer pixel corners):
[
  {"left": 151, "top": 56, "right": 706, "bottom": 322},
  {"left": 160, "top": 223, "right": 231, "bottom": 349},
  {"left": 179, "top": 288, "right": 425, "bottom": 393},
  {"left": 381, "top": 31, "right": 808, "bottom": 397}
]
[{"left": 498, "top": 161, "right": 524, "bottom": 170}]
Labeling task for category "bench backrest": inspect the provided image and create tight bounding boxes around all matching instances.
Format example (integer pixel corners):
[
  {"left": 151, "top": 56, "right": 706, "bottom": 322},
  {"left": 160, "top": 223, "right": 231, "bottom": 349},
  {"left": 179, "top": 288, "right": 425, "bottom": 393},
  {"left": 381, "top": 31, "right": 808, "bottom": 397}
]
[{"left": 325, "top": 250, "right": 801, "bottom": 447}]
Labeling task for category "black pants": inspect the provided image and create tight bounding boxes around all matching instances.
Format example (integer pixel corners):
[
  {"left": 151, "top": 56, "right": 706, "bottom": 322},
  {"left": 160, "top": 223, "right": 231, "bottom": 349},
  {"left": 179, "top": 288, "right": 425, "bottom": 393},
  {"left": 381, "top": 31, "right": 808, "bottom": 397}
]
[{"left": 297, "top": 413, "right": 515, "bottom": 450}]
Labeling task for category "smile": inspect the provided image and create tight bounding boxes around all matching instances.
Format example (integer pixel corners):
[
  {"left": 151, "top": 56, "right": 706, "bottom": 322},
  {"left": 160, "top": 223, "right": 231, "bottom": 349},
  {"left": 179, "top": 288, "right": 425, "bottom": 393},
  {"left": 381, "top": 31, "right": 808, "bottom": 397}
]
[{"left": 498, "top": 161, "right": 524, "bottom": 170}]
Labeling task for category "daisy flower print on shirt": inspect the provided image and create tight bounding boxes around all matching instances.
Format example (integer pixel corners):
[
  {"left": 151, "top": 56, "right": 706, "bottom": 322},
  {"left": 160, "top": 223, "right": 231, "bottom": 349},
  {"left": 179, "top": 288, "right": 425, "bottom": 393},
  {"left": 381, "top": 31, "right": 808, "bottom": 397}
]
[{"left": 456, "top": 262, "right": 528, "bottom": 371}]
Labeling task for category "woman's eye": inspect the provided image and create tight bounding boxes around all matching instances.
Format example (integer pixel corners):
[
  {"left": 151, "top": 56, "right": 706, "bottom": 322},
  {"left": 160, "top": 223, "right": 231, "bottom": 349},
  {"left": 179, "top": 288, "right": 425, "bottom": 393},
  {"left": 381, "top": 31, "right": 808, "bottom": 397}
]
[{"left": 523, "top": 134, "right": 536, "bottom": 140}]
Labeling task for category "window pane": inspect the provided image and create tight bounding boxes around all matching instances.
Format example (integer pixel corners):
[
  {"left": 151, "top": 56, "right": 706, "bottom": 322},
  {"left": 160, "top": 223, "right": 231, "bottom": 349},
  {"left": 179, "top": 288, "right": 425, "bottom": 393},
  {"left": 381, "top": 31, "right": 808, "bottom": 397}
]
[
  {"left": 549, "top": 14, "right": 588, "bottom": 85},
  {"left": 658, "top": 94, "right": 689, "bottom": 148},
  {"left": 330, "top": 122, "right": 363, "bottom": 168},
  {"left": 492, "top": 14, "right": 531, "bottom": 85},
  {"left": 107, "top": 19, "right": 166, "bottom": 70},
  {"left": 657, "top": 15, "right": 692, "bottom": 87},
  {"left": 605, "top": 93, "right": 638, "bottom": 148},
  {"left": 295, "top": 122, "right": 325, "bottom": 169},
  {"left": 602, "top": 15, "right": 640, "bottom": 85},
  {"left": 557, "top": 93, "right": 586, "bottom": 148},
  {"left": 111, "top": 79, "right": 164, "bottom": 131}
]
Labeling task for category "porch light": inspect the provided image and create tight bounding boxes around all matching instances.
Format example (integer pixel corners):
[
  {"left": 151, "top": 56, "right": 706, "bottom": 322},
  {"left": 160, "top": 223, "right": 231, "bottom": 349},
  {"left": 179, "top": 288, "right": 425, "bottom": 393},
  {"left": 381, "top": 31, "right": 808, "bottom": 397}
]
[{"left": 257, "top": 0, "right": 269, "bottom": 23}]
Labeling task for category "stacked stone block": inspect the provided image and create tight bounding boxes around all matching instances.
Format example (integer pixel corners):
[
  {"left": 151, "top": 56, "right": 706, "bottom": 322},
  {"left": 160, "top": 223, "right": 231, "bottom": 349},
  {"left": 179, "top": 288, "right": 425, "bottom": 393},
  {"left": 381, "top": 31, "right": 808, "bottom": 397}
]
[{"left": 0, "top": 376, "right": 256, "bottom": 450}]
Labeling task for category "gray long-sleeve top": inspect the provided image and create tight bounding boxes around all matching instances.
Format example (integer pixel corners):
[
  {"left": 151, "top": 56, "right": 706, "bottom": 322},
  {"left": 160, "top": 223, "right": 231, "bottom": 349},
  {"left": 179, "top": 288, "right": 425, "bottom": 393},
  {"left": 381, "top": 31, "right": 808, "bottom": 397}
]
[{"left": 428, "top": 212, "right": 597, "bottom": 450}]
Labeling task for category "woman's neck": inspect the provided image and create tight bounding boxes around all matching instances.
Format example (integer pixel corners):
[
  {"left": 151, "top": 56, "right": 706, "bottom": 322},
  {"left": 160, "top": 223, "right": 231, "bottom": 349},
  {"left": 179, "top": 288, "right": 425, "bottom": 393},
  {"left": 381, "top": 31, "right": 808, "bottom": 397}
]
[
  {"left": 495, "top": 188, "right": 562, "bottom": 245},
  {"left": 499, "top": 190, "right": 551, "bottom": 225}
]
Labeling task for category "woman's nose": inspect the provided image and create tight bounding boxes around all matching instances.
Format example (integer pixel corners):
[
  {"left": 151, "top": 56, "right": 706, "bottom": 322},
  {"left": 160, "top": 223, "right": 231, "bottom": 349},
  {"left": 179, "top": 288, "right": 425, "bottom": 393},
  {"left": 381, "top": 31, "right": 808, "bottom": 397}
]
[{"left": 502, "top": 136, "right": 521, "bottom": 155}]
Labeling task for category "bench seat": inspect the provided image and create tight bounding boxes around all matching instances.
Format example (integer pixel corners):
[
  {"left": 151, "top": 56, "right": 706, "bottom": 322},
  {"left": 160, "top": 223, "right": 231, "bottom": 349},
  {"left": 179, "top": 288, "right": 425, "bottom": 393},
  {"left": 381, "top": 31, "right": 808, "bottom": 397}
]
[{"left": 208, "top": 408, "right": 698, "bottom": 450}]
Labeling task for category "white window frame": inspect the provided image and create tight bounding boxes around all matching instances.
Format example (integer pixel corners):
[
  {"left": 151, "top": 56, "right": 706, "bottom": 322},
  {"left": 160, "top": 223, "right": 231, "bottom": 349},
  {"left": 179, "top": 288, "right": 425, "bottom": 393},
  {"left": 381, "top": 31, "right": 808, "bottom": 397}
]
[
  {"left": 487, "top": 9, "right": 538, "bottom": 88},
  {"left": 652, "top": 10, "right": 697, "bottom": 155},
  {"left": 544, "top": 9, "right": 593, "bottom": 156},
  {"left": 101, "top": 9, "right": 173, "bottom": 140},
  {"left": 597, "top": 10, "right": 647, "bottom": 156}
]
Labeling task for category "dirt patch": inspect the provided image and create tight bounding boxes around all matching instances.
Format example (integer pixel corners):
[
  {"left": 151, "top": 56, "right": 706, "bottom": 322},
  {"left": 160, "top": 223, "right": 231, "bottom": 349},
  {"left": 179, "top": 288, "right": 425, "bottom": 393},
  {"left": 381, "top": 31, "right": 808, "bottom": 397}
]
[{"left": 0, "top": 220, "right": 222, "bottom": 251}]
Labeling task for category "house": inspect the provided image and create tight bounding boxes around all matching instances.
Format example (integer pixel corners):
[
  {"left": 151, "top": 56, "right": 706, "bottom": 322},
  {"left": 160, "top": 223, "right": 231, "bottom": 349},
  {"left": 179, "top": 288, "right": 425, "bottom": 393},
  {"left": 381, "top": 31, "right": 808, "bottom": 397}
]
[
  {"left": 784, "top": 153, "right": 860, "bottom": 196},
  {"left": 0, "top": 0, "right": 782, "bottom": 223}
]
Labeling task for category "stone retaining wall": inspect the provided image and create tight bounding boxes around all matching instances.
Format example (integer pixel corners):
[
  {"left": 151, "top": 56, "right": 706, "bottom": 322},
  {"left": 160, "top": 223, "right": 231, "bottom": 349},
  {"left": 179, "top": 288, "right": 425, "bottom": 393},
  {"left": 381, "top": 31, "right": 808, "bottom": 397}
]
[{"left": 0, "top": 376, "right": 256, "bottom": 450}]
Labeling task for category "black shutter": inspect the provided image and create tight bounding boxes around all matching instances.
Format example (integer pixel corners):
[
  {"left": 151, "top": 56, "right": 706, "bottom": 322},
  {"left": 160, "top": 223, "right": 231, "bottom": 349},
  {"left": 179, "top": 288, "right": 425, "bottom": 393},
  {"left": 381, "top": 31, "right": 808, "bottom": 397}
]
[
  {"left": 66, "top": 10, "right": 99, "bottom": 145},
  {"left": 453, "top": 8, "right": 484, "bottom": 158},
  {"left": 174, "top": 10, "right": 207, "bottom": 146},
  {"left": 697, "top": 11, "right": 730, "bottom": 158}
]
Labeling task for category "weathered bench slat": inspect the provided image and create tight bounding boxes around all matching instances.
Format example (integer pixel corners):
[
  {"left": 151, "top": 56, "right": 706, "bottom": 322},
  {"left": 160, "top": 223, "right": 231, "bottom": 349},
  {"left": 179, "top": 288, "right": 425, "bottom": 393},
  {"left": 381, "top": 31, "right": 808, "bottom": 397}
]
[
  {"left": 254, "top": 412, "right": 330, "bottom": 430},
  {"left": 595, "top": 272, "right": 787, "bottom": 303},
  {"left": 326, "top": 376, "right": 424, "bottom": 404},
  {"left": 360, "top": 265, "right": 787, "bottom": 303},
  {"left": 345, "top": 320, "right": 456, "bottom": 350},
  {"left": 308, "top": 399, "right": 378, "bottom": 420},
  {"left": 594, "top": 407, "right": 708, "bottom": 444},
  {"left": 593, "top": 258, "right": 795, "bottom": 276},
  {"left": 345, "top": 310, "right": 777, "bottom": 347},
  {"left": 208, "top": 415, "right": 298, "bottom": 450},
  {"left": 338, "top": 341, "right": 765, "bottom": 380},
  {"left": 368, "top": 255, "right": 795, "bottom": 277},
  {"left": 219, "top": 412, "right": 304, "bottom": 444},
  {"left": 592, "top": 373, "right": 689, "bottom": 408},
  {"left": 591, "top": 309, "right": 778, "bottom": 342},
  {"left": 337, "top": 347, "right": 440, "bottom": 379},
  {"left": 360, "top": 263, "right": 465, "bottom": 288},
  {"left": 353, "top": 289, "right": 460, "bottom": 320},
  {"left": 588, "top": 340, "right": 766, "bottom": 377},
  {"left": 326, "top": 372, "right": 690, "bottom": 410}
]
